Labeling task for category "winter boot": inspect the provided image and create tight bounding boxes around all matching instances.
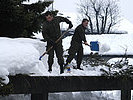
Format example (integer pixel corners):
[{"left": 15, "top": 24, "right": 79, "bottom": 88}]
[
  {"left": 60, "top": 64, "right": 64, "bottom": 74},
  {"left": 77, "top": 65, "right": 83, "bottom": 70},
  {"left": 48, "top": 65, "right": 52, "bottom": 73},
  {"left": 77, "top": 68, "right": 83, "bottom": 70},
  {"left": 64, "top": 63, "right": 71, "bottom": 73}
]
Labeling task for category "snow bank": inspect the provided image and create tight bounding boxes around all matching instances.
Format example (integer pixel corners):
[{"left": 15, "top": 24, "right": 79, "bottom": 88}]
[{"left": 0, "top": 37, "right": 48, "bottom": 84}]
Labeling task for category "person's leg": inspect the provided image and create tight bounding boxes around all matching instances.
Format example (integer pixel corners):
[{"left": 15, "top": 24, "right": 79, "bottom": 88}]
[
  {"left": 47, "top": 42, "right": 54, "bottom": 72},
  {"left": 77, "top": 45, "right": 83, "bottom": 69},
  {"left": 55, "top": 41, "right": 64, "bottom": 74},
  {"left": 65, "top": 41, "right": 79, "bottom": 66},
  {"left": 66, "top": 44, "right": 77, "bottom": 65}
]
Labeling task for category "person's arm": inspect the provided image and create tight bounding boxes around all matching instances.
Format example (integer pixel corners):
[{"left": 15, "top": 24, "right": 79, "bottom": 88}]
[
  {"left": 58, "top": 16, "right": 73, "bottom": 29},
  {"left": 77, "top": 26, "right": 87, "bottom": 42}
]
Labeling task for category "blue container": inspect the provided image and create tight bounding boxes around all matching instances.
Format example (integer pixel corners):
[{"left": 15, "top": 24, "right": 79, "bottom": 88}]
[{"left": 90, "top": 41, "right": 99, "bottom": 51}]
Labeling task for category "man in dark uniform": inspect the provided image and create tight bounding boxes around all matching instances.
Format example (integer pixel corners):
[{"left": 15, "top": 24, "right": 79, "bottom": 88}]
[
  {"left": 42, "top": 11, "right": 73, "bottom": 74},
  {"left": 65, "top": 19, "right": 89, "bottom": 70}
]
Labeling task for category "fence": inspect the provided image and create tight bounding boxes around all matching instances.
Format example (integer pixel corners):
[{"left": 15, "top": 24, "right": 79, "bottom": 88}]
[{"left": 1, "top": 76, "right": 133, "bottom": 100}]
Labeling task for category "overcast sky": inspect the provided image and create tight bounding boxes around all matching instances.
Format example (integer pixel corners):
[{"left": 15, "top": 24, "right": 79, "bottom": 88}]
[
  {"left": 54, "top": 0, "right": 133, "bottom": 24},
  {"left": 120, "top": 0, "right": 133, "bottom": 24},
  {"left": 29, "top": 0, "right": 133, "bottom": 24}
]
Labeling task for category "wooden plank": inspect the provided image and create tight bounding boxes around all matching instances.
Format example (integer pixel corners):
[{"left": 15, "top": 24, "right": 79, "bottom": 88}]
[
  {"left": 8, "top": 76, "right": 133, "bottom": 93},
  {"left": 47, "top": 76, "right": 122, "bottom": 92},
  {"left": 9, "top": 75, "right": 49, "bottom": 94}
]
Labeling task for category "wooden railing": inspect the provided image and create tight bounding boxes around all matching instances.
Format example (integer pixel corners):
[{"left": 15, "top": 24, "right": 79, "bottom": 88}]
[{"left": 1, "top": 76, "right": 133, "bottom": 100}]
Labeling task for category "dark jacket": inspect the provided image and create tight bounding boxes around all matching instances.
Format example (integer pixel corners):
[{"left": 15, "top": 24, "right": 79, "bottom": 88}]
[
  {"left": 71, "top": 24, "right": 87, "bottom": 43},
  {"left": 42, "top": 16, "right": 72, "bottom": 41}
]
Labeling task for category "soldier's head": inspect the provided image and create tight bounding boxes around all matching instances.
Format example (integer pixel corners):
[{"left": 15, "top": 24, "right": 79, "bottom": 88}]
[
  {"left": 45, "top": 11, "right": 53, "bottom": 22},
  {"left": 82, "top": 19, "right": 89, "bottom": 28}
]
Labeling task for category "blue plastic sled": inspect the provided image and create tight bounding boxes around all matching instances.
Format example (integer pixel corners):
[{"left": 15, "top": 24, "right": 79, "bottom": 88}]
[{"left": 90, "top": 41, "right": 99, "bottom": 51}]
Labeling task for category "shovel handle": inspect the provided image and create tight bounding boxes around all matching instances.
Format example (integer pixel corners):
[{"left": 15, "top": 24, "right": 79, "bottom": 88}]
[
  {"left": 83, "top": 42, "right": 90, "bottom": 47},
  {"left": 39, "top": 28, "right": 70, "bottom": 60}
]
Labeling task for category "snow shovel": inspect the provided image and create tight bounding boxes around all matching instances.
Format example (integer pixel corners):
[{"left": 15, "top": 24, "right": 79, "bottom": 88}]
[
  {"left": 90, "top": 41, "right": 99, "bottom": 51},
  {"left": 39, "top": 28, "right": 70, "bottom": 60}
]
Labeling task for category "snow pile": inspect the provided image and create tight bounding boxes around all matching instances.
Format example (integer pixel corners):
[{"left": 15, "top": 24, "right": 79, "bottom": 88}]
[
  {"left": 0, "top": 67, "right": 9, "bottom": 85},
  {"left": 99, "top": 43, "right": 111, "bottom": 54},
  {"left": 0, "top": 38, "right": 48, "bottom": 84}
]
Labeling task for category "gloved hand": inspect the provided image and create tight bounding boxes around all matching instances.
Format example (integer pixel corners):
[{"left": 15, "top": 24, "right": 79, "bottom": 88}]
[
  {"left": 84, "top": 42, "right": 89, "bottom": 46},
  {"left": 69, "top": 22, "right": 73, "bottom": 29}
]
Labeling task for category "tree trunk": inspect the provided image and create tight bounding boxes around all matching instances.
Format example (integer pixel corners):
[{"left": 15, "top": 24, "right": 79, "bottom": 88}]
[
  {"left": 101, "top": 16, "right": 104, "bottom": 34},
  {"left": 107, "top": 23, "right": 112, "bottom": 34},
  {"left": 88, "top": 16, "right": 93, "bottom": 33},
  {"left": 96, "top": 13, "right": 100, "bottom": 34},
  {"left": 103, "top": 7, "right": 109, "bottom": 33}
]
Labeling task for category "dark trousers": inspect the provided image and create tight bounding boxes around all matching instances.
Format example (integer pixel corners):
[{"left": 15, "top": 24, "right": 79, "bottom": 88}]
[
  {"left": 47, "top": 40, "right": 64, "bottom": 71},
  {"left": 66, "top": 41, "right": 83, "bottom": 68}
]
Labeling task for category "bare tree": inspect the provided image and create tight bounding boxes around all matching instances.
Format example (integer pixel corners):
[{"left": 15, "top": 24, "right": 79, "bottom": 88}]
[{"left": 77, "top": 0, "right": 120, "bottom": 34}]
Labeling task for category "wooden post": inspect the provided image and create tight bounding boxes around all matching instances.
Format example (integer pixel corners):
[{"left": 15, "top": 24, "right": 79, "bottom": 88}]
[
  {"left": 121, "top": 78, "right": 131, "bottom": 100},
  {"left": 121, "top": 89, "right": 131, "bottom": 100},
  {"left": 31, "top": 92, "right": 48, "bottom": 100}
]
